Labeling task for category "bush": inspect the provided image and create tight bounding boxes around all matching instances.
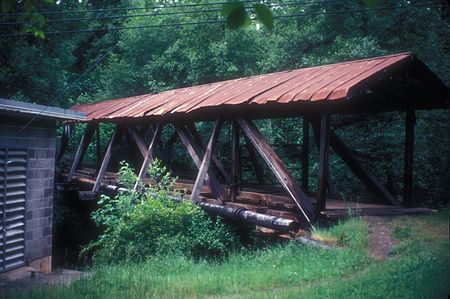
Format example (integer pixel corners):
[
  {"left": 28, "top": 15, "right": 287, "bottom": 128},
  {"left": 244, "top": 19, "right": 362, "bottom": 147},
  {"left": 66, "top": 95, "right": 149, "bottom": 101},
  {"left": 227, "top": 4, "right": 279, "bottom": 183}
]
[{"left": 83, "top": 160, "right": 240, "bottom": 264}]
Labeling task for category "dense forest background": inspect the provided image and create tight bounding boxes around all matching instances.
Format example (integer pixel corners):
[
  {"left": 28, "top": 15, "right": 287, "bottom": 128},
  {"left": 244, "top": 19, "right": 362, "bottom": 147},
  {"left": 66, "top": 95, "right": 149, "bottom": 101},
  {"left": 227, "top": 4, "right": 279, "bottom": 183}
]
[{"left": 1, "top": 0, "right": 448, "bottom": 206}]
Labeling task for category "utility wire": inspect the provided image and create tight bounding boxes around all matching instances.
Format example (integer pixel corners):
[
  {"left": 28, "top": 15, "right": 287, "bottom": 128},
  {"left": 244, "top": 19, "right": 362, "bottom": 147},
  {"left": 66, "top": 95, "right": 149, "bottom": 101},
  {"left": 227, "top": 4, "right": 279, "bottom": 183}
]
[
  {"left": 0, "top": 0, "right": 262, "bottom": 17},
  {"left": 13, "top": 46, "right": 115, "bottom": 137},
  {"left": 0, "top": 1, "right": 343, "bottom": 26},
  {"left": 0, "top": 3, "right": 442, "bottom": 38}
]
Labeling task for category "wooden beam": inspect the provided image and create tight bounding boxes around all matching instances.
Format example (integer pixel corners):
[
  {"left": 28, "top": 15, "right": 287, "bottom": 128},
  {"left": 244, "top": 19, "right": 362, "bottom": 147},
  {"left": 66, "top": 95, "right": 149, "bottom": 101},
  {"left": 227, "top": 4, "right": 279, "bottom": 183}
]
[
  {"left": 176, "top": 125, "right": 226, "bottom": 201},
  {"left": 301, "top": 117, "right": 309, "bottom": 192},
  {"left": 229, "top": 121, "right": 240, "bottom": 201},
  {"left": 96, "top": 126, "right": 101, "bottom": 170},
  {"left": 127, "top": 126, "right": 148, "bottom": 158},
  {"left": 316, "top": 114, "right": 330, "bottom": 214},
  {"left": 403, "top": 109, "right": 415, "bottom": 206},
  {"left": 68, "top": 123, "right": 97, "bottom": 182},
  {"left": 186, "top": 123, "right": 228, "bottom": 180},
  {"left": 191, "top": 118, "right": 223, "bottom": 202},
  {"left": 134, "top": 123, "right": 162, "bottom": 191},
  {"left": 92, "top": 126, "right": 123, "bottom": 192},
  {"left": 328, "top": 128, "right": 400, "bottom": 206},
  {"left": 236, "top": 117, "right": 314, "bottom": 225},
  {"left": 56, "top": 124, "right": 72, "bottom": 162},
  {"left": 311, "top": 120, "right": 336, "bottom": 194}
]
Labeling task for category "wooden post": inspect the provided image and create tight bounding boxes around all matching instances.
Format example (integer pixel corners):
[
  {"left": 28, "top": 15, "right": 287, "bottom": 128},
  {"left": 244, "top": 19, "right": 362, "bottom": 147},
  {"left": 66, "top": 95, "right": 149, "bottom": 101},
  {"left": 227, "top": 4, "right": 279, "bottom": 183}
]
[
  {"left": 191, "top": 118, "right": 223, "bottom": 202},
  {"left": 316, "top": 114, "right": 330, "bottom": 214},
  {"left": 96, "top": 126, "right": 101, "bottom": 170},
  {"left": 186, "top": 123, "right": 228, "bottom": 180},
  {"left": 68, "top": 123, "right": 97, "bottom": 182},
  {"left": 92, "top": 125, "right": 123, "bottom": 192},
  {"left": 176, "top": 125, "right": 226, "bottom": 202},
  {"left": 134, "top": 123, "right": 162, "bottom": 191},
  {"left": 328, "top": 128, "right": 400, "bottom": 206},
  {"left": 301, "top": 117, "right": 309, "bottom": 192},
  {"left": 56, "top": 124, "right": 72, "bottom": 162},
  {"left": 236, "top": 117, "right": 314, "bottom": 225},
  {"left": 229, "top": 121, "right": 240, "bottom": 201},
  {"left": 403, "top": 109, "right": 415, "bottom": 206}
]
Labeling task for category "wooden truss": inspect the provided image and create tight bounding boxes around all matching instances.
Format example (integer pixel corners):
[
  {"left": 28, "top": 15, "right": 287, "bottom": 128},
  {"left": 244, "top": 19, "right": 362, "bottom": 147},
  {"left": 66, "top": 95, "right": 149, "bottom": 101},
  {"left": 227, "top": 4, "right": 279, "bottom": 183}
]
[{"left": 61, "top": 111, "right": 417, "bottom": 227}]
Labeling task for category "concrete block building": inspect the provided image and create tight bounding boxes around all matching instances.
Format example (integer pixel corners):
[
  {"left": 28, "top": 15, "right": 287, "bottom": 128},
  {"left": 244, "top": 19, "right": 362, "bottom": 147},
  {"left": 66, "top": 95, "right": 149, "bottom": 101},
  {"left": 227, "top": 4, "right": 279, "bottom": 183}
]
[{"left": 0, "top": 99, "right": 84, "bottom": 274}]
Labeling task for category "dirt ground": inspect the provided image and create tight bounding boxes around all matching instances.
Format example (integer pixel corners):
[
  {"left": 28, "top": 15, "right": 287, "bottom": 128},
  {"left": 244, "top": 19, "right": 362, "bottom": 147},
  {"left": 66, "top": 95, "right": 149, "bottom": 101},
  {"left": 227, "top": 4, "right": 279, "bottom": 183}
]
[
  {"left": 0, "top": 267, "right": 88, "bottom": 297},
  {"left": 363, "top": 216, "right": 396, "bottom": 260}
]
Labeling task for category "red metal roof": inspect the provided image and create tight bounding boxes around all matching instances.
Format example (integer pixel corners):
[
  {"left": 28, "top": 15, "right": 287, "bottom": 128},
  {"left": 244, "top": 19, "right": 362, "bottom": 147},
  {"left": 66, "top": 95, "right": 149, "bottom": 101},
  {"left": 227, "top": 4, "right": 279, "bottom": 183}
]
[{"left": 71, "top": 52, "right": 445, "bottom": 122}]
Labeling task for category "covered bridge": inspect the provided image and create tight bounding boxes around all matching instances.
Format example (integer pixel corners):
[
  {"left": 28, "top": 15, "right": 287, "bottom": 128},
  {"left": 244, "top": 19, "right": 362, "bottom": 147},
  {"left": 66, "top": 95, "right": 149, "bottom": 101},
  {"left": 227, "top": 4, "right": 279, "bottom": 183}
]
[{"left": 60, "top": 52, "right": 448, "bottom": 230}]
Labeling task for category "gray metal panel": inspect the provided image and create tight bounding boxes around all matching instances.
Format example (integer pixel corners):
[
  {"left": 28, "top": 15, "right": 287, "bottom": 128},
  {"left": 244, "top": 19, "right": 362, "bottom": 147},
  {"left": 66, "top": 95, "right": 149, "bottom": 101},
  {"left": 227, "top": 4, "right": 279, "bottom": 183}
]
[
  {"left": 0, "top": 98, "right": 85, "bottom": 121},
  {"left": 0, "top": 149, "right": 27, "bottom": 272}
]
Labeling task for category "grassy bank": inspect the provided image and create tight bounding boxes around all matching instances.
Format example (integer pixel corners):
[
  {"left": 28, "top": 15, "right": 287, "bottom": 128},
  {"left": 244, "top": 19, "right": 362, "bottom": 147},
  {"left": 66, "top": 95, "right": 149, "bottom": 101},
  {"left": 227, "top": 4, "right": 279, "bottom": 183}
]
[{"left": 6, "top": 209, "right": 449, "bottom": 299}]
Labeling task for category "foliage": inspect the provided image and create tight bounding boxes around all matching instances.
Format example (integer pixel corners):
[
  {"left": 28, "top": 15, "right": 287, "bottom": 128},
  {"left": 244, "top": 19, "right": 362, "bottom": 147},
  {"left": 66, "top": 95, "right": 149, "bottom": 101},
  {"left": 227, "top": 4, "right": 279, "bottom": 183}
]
[
  {"left": 1, "top": 0, "right": 448, "bottom": 206},
  {"left": 311, "top": 217, "right": 369, "bottom": 250},
  {"left": 8, "top": 209, "right": 449, "bottom": 299},
  {"left": 82, "top": 160, "right": 240, "bottom": 264}
]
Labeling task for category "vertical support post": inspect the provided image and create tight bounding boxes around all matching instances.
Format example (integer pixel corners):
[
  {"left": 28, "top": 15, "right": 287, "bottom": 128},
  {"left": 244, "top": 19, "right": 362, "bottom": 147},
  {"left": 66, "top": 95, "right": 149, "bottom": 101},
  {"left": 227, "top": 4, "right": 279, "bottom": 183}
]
[
  {"left": 56, "top": 124, "right": 72, "bottom": 162},
  {"left": 134, "top": 123, "right": 162, "bottom": 191},
  {"left": 191, "top": 118, "right": 223, "bottom": 202},
  {"left": 403, "top": 109, "right": 415, "bottom": 206},
  {"left": 67, "top": 123, "right": 97, "bottom": 182},
  {"left": 316, "top": 114, "right": 330, "bottom": 215},
  {"left": 92, "top": 125, "right": 123, "bottom": 192},
  {"left": 229, "top": 121, "right": 240, "bottom": 201},
  {"left": 96, "top": 126, "right": 101, "bottom": 170},
  {"left": 301, "top": 117, "right": 309, "bottom": 193}
]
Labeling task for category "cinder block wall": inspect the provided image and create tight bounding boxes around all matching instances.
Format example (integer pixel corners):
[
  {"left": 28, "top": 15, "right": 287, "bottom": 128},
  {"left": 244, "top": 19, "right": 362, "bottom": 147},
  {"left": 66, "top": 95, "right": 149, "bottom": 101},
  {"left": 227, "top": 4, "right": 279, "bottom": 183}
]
[{"left": 0, "top": 115, "right": 56, "bottom": 270}]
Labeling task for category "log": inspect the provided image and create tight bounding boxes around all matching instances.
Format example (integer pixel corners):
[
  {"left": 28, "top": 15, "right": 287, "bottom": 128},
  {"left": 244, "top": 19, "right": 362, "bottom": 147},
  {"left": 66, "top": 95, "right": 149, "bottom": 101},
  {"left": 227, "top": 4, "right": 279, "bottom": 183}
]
[{"left": 199, "top": 202, "right": 300, "bottom": 233}]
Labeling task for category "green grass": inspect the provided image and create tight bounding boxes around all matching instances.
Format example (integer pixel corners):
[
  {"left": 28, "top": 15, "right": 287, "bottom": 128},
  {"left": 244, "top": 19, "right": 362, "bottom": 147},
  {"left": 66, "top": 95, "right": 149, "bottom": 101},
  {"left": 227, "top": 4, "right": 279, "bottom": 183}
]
[{"left": 6, "top": 209, "right": 449, "bottom": 299}]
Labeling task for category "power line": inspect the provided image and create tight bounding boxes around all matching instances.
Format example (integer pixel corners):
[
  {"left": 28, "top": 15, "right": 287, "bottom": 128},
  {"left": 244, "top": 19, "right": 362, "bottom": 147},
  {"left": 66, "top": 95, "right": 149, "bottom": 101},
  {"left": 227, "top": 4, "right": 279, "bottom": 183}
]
[
  {"left": 0, "top": 1, "right": 343, "bottom": 26},
  {"left": 0, "top": 0, "right": 261, "bottom": 17},
  {"left": 13, "top": 46, "right": 116, "bottom": 137},
  {"left": 0, "top": 3, "right": 442, "bottom": 38}
]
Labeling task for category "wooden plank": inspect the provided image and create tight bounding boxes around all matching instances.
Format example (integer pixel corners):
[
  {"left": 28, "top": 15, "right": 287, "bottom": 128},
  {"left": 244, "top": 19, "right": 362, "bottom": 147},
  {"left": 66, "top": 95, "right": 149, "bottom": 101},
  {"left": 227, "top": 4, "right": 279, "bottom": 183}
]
[
  {"left": 403, "top": 109, "right": 415, "bottom": 206},
  {"left": 301, "top": 117, "right": 309, "bottom": 192},
  {"left": 230, "top": 121, "right": 240, "bottom": 201},
  {"left": 127, "top": 126, "right": 148, "bottom": 158},
  {"left": 328, "top": 128, "right": 401, "bottom": 206},
  {"left": 186, "top": 123, "right": 228, "bottom": 180},
  {"left": 92, "top": 125, "right": 123, "bottom": 192},
  {"left": 176, "top": 125, "right": 226, "bottom": 201},
  {"left": 134, "top": 123, "right": 162, "bottom": 191},
  {"left": 316, "top": 114, "right": 330, "bottom": 214},
  {"left": 236, "top": 117, "right": 314, "bottom": 225},
  {"left": 67, "top": 123, "right": 97, "bottom": 182},
  {"left": 191, "top": 118, "right": 223, "bottom": 202}
]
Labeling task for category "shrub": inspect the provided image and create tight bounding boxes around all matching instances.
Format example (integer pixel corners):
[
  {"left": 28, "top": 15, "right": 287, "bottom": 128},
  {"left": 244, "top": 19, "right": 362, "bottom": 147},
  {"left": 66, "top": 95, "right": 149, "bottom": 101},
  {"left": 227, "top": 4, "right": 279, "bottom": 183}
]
[{"left": 83, "top": 160, "right": 240, "bottom": 264}]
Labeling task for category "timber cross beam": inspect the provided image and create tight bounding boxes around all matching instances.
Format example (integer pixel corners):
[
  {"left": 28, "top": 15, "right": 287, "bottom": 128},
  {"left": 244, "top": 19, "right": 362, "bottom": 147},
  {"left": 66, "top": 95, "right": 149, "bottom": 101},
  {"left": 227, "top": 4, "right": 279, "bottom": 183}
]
[{"left": 235, "top": 117, "right": 314, "bottom": 227}]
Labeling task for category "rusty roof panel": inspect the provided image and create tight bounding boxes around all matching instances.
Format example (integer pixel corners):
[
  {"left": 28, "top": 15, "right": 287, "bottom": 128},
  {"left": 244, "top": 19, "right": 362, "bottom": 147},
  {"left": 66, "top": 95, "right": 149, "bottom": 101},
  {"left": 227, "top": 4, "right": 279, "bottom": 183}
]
[{"left": 71, "top": 53, "right": 447, "bottom": 122}]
